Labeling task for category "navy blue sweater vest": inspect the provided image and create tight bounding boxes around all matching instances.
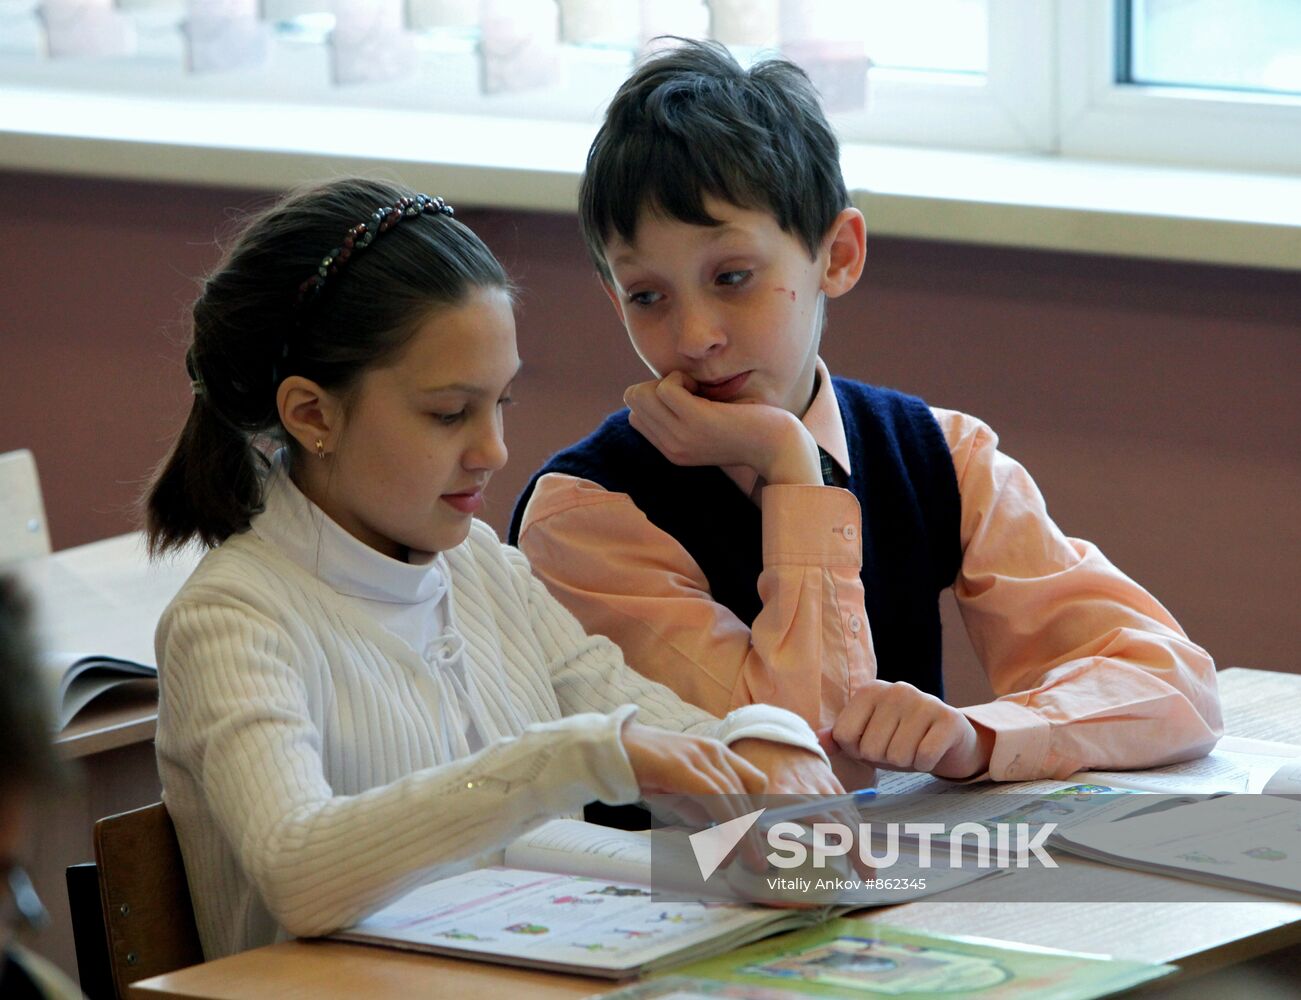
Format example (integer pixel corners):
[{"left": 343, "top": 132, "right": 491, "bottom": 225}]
[{"left": 509, "top": 379, "right": 962, "bottom": 697}]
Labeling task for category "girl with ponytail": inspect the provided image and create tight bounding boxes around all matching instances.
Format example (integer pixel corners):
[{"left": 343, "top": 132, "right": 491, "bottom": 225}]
[{"left": 143, "top": 178, "right": 842, "bottom": 960}]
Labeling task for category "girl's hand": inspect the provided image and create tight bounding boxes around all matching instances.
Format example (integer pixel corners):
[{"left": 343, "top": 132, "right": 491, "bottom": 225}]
[
  {"left": 729, "top": 738, "right": 874, "bottom": 881},
  {"left": 621, "top": 721, "right": 770, "bottom": 868},
  {"left": 830, "top": 680, "right": 994, "bottom": 780},
  {"left": 623, "top": 372, "right": 822, "bottom": 486},
  {"left": 621, "top": 720, "right": 768, "bottom": 814},
  {"left": 726, "top": 739, "right": 844, "bottom": 796}
]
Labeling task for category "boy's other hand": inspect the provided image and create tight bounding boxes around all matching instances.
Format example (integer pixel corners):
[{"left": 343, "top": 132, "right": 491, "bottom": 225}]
[
  {"left": 830, "top": 680, "right": 994, "bottom": 780},
  {"left": 624, "top": 372, "right": 822, "bottom": 485}
]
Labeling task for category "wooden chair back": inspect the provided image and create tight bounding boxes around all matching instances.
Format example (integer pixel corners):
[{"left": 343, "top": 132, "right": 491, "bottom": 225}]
[
  {"left": 0, "top": 448, "right": 51, "bottom": 564},
  {"left": 84, "top": 802, "right": 204, "bottom": 999}
]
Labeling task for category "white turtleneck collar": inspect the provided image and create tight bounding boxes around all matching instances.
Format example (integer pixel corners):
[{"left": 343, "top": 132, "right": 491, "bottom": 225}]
[{"left": 251, "top": 453, "right": 448, "bottom": 607}]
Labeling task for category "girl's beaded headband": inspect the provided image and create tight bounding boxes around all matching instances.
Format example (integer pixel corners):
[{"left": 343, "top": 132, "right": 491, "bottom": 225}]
[
  {"left": 189, "top": 194, "right": 457, "bottom": 401},
  {"left": 295, "top": 193, "right": 455, "bottom": 308}
]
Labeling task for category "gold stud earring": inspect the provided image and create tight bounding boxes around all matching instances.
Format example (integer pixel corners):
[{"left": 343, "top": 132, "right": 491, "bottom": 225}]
[{"left": 315, "top": 438, "right": 326, "bottom": 460}]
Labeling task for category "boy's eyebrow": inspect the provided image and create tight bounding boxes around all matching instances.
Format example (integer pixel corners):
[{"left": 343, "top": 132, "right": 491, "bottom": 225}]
[
  {"left": 609, "top": 223, "right": 752, "bottom": 269},
  {"left": 418, "top": 362, "right": 523, "bottom": 396}
]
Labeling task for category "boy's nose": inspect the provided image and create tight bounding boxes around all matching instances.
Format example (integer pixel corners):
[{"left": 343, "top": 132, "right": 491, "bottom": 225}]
[{"left": 674, "top": 307, "right": 726, "bottom": 360}]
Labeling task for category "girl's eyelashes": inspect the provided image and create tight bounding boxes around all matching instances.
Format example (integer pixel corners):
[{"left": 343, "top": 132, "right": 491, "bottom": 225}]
[{"left": 432, "top": 395, "right": 513, "bottom": 424}]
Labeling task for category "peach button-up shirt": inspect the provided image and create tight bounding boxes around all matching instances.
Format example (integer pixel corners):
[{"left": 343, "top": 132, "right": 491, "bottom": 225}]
[{"left": 517, "top": 362, "right": 1222, "bottom": 782}]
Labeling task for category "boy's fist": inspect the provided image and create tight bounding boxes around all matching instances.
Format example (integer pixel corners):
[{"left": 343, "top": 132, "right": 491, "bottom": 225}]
[{"left": 829, "top": 680, "right": 994, "bottom": 780}]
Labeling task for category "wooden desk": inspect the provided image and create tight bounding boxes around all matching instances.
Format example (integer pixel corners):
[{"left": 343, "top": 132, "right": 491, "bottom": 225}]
[
  {"left": 127, "top": 883, "right": 1301, "bottom": 1000},
  {"left": 131, "top": 668, "right": 1301, "bottom": 999},
  {"left": 9, "top": 532, "right": 199, "bottom": 979}
]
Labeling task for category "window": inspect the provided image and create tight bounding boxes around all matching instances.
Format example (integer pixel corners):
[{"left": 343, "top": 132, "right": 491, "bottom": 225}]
[{"left": 1, "top": 0, "right": 1298, "bottom": 172}]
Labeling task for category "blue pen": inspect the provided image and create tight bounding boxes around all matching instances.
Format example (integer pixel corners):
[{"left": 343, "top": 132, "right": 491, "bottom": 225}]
[{"left": 755, "top": 788, "right": 878, "bottom": 828}]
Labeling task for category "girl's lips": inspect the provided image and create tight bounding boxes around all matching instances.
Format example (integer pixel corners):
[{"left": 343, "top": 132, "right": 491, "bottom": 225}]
[
  {"left": 441, "top": 491, "right": 483, "bottom": 514},
  {"left": 695, "top": 371, "right": 750, "bottom": 402}
]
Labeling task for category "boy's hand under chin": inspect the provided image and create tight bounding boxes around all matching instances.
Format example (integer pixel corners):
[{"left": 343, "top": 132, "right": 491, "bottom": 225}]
[{"left": 624, "top": 371, "right": 824, "bottom": 486}]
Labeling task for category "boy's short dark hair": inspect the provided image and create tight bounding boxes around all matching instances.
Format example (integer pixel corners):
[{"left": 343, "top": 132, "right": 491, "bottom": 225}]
[{"left": 580, "top": 38, "right": 850, "bottom": 279}]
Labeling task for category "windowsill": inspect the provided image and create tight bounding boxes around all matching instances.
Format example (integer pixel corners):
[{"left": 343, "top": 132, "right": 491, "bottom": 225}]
[{"left": 3, "top": 88, "right": 1299, "bottom": 271}]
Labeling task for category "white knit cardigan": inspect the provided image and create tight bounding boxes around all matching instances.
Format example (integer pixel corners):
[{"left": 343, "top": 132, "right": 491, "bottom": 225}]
[{"left": 155, "top": 473, "right": 822, "bottom": 960}]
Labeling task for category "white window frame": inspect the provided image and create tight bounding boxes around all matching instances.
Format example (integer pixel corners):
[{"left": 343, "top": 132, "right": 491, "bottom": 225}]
[
  {"left": 834, "top": 0, "right": 1055, "bottom": 152},
  {"left": 1057, "top": 0, "right": 1301, "bottom": 173}
]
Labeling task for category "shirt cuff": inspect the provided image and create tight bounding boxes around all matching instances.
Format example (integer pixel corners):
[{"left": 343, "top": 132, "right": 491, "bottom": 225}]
[
  {"left": 760, "top": 485, "right": 862, "bottom": 567},
  {"left": 568, "top": 703, "right": 642, "bottom": 806},
  {"left": 714, "top": 704, "right": 829, "bottom": 766},
  {"left": 960, "top": 701, "right": 1051, "bottom": 781}
]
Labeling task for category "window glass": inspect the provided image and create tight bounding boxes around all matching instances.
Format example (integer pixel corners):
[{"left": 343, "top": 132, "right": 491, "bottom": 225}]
[
  {"left": 863, "top": 0, "right": 986, "bottom": 76},
  {"left": 1127, "top": 0, "right": 1301, "bottom": 97}
]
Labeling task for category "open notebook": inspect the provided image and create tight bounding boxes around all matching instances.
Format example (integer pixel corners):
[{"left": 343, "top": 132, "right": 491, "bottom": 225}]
[{"left": 40, "top": 651, "right": 157, "bottom": 730}]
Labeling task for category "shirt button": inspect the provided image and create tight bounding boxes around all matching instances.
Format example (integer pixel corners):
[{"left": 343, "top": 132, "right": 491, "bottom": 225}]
[
  {"left": 848, "top": 615, "right": 863, "bottom": 634},
  {"left": 843, "top": 524, "right": 858, "bottom": 540}
]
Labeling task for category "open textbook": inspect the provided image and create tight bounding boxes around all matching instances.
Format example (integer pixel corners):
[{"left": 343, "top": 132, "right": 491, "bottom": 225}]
[
  {"left": 332, "top": 819, "right": 993, "bottom": 979},
  {"left": 864, "top": 740, "right": 1301, "bottom": 901},
  {"left": 40, "top": 650, "right": 157, "bottom": 730},
  {"left": 1050, "top": 791, "right": 1301, "bottom": 901},
  {"left": 601, "top": 919, "right": 1175, "bottom": 1000}
]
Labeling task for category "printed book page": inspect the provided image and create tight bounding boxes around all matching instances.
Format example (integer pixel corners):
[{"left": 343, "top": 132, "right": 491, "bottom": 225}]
[
  {"left": 505, "top": 819, "right": 653, "bottom": 884},
  {"left": 854, "top": 777, "right": 1149, "bottom": 837},
  {"left": 867, "top": 746, "right": 1301, "bottom": 840},
  {"left": 1072, "top": 738, "right": 1301, "bottom": 794},
  {"left": 1215, "top": 668, "right": 1301, "bottom": 743},
  {"left": 879, "top": 890, "right": 1300, "bottom": 963},
  {"left": 1260, "top": 759, "right": 1301, "bottom": 794},
  {"left": 505, "top": 819, "right": 995, "bottom": 907},
  {"left": 1054, "top": 793, "right": 1301, "bottom": 900},
  {"left": 503, "top": 820, "right": 857, "bottom": 904},
  {"left": 333, "top": 867, "right": 812, "bottom": 977}
]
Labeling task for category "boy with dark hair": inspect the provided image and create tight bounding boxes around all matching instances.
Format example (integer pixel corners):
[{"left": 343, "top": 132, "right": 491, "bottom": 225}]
[
  {"left": 510, "top": 40, "right": 1220, "bottom": 785},
  {"left": 0, "top": 577, "right": 81, "bottom": 998}
]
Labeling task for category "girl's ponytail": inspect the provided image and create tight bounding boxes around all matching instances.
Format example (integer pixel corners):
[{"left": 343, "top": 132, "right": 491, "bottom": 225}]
[{"left": 143, "top": 388, "right": 267, "bottom": 557}]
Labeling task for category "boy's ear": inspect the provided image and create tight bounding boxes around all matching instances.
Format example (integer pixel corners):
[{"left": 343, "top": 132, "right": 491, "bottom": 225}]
[
  {"left": 600, "top": 278, "right": 628, "bottom": 326},
  {"left": 819, "top": 208, "right": 867, "bottom": 300},
  {"left": 276, "top": 376, "right": 343, "bottom": 455}
]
